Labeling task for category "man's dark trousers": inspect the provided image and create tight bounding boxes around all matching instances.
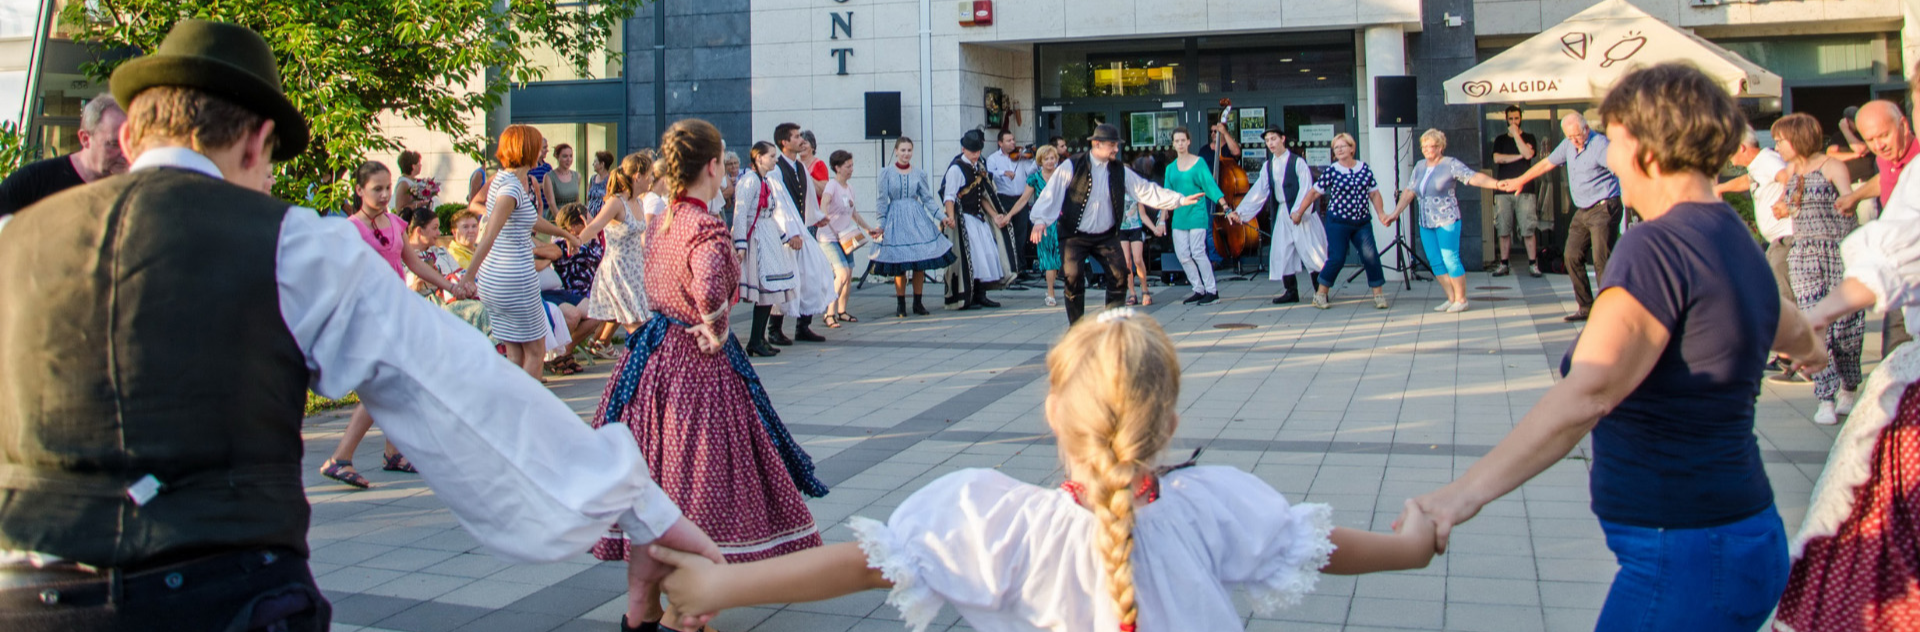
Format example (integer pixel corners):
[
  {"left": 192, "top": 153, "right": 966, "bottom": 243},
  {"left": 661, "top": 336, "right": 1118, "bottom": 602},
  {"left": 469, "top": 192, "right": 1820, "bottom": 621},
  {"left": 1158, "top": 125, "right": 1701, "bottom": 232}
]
[
  {"left": 1564, "top": 196, "right": 1623, "bottom": 315},
  {"left": 1060, "top": 231, "right": 1129, "bottom": 324}
]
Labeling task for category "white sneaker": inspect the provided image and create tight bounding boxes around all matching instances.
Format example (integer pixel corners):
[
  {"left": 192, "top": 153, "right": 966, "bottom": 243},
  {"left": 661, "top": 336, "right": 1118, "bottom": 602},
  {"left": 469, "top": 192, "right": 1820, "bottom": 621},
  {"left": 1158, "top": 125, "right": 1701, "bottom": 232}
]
[
  {"left": 1434, "top": 301, "right": 1455, "bottom": 312},
  {"left": 1837, "top": 389, "right": 1858, "bottom": 416},
  {"left": 1814, "top": 401, "right": 1840, "bottom": 426},
  {"left": 1446, "top": 300, "right": 1469, "bottom": 313}
]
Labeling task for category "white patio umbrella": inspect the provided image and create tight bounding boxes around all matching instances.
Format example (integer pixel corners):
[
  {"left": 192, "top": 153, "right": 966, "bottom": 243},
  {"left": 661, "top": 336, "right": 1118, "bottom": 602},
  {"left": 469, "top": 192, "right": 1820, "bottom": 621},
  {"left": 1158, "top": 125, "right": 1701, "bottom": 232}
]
[{"left": 1444, "top": 0, "right": 1782, "bottom": 105}]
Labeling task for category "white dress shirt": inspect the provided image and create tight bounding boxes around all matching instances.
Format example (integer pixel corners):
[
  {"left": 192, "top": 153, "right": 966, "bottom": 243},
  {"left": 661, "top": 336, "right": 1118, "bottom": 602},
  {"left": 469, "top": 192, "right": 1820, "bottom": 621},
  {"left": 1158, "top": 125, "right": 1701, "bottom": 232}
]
[
  {"left": 1029, "top": 156, "right": 1189, "bottom": 234},
  {"left": 1233, "top": 149, "right": 1317, "bottom": 221},
  {"left": 985, "top": 150, "right": 1023, "bottom": 197},
  {"left": 779, "top": 154, "right": 824, "bottom": 225},
  {"left": 944, "top": 155, "right": 984, "bottom": 204},
  {"left": 1747, "top": 149, "right": 1791, "bottom": 243},
  {"left": 0, "top": 147, "right": 684, "bottom": 566}
]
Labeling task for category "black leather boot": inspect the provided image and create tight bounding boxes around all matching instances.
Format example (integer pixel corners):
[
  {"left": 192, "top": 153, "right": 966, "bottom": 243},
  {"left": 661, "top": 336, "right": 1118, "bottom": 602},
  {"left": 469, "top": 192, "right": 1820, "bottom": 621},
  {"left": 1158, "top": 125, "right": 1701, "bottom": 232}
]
[
  {"left": 1273, "top": 274, "right": 1300, "bottom": 304},
  {"left": 912, "top": 294, "right": 930, "bottom": 315},
  {"left": 621, "top": 615, "right": 659, "bottom": 632},
  {"left": 747, "top": 305, "right": 779, "bottom": 357},
  {"left": 795, "top": 315, "right": 826, "bottom": 342},
  {"left": 973, "top": 286, "right": 1001, "bottom": 308},
  {"left": 767, "top": 315, "right": 792, "bottom": 346},
  {"left": 896, "top": 295, "right": 908, "bottom": 318}
]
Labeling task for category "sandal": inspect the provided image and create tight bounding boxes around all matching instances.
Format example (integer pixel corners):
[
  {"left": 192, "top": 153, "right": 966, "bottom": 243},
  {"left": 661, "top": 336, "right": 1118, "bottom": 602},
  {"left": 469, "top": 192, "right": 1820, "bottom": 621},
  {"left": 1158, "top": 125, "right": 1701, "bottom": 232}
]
[
  {"left": 1126, "top": 294, "right": 1139, "bottom": 306},
  {"left": 823, "top": 314, "right": 841, "bottom": 328},
  {"left": 586, "top": 339, "right": 618, "bottom": 360},
  {"left": 1045, "top": 295, "right": 1058, "bottom": 307},
  {"left": 1142, "top": 293, "right": 1153, "bottom": 306},
  {"left": 382, "top": 452, "right": 418, "bottom": 474},
  {"left": 320, "top": 459, "right": 371, "bottom": 489},
  {"left": 558, "top": 355, "right": 586, "bottom": 374},
  {"left": 837, "top": 312, "right": 858, "bottom": 323}
]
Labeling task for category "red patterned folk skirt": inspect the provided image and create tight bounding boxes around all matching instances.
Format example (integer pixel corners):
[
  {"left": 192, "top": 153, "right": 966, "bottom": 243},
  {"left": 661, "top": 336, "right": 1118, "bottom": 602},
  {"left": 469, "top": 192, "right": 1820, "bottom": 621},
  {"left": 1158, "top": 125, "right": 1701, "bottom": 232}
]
[
  {"left": 1776, "top": 382, "right": 1920, "bottom": 632},
  {"left": 588, "top": 329, "right": 821, "bottom": 563}
]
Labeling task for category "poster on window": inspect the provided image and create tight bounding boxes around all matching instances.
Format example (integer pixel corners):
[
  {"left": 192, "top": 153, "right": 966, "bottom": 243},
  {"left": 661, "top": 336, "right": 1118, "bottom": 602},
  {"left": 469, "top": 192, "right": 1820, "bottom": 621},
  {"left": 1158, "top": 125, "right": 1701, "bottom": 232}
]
[
  {"left": 1237, "top": 108, "right": 1266, "bottom": 135},
  {"left": 1298, "top": 124, "right": 1336, "bottom": 143},
  {"left": 1306, "top": 147, "right": 1333, "bottom": 166}
]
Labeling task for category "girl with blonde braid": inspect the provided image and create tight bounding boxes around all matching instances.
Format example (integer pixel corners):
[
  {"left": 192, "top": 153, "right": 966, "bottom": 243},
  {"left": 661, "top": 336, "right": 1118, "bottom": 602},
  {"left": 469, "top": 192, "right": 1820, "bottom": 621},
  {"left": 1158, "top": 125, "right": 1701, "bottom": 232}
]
[{"left": 648, "top": 310, "right": 1438, "bottom": 632}]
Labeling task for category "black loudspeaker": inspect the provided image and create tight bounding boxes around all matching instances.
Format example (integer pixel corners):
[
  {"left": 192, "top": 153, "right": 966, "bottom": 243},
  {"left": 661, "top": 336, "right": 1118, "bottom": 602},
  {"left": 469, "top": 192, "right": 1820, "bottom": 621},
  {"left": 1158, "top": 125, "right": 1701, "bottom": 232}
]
[
  {"left": 865, "top": 92, "right": 902, "bottom": 139},
  {"left": 1374, "top": 76, "right": 1417, "bottom": 128}
]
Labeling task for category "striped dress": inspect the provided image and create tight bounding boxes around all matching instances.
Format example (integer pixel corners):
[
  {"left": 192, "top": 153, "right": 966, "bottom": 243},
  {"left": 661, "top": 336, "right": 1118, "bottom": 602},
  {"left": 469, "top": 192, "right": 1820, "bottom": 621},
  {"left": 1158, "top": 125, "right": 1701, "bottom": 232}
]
[{"left": 477, "top": 171, "right": 551, "bottom": 343}]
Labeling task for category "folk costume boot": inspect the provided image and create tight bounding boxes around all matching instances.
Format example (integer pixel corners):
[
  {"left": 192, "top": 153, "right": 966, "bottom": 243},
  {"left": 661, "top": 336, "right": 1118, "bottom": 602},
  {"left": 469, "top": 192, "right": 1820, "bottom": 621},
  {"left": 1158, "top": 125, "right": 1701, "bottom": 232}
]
[
  {"left": 912, "top": 294, "right": 931, "bottom": 315},
  {"left": 794, "top": 315, "right": 826, "bottom": 342},
  {"left": 767, "top": 315, "right": 793, "bottom": 346},
  {"left": 973, "top": 286, "right": 1001, "bottom": 308},
  {"left": 896, "top": 295, "right": 909, "bottom": 318},
  {"left": 1273, "top": 274, "right": 1300, "bottom": 304},
  {"left": 620, "top": 615, "right": 660, "bottom": 632},
  {"left": 747, "top": 305, "right": 780, "bottom": 357}
]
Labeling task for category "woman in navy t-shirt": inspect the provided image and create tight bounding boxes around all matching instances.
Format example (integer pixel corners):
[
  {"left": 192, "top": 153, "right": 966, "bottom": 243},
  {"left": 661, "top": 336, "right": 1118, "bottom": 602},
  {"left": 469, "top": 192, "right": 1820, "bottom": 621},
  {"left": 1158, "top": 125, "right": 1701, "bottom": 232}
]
[{"left": 1405, "top": 63, "right": 1828, "bottom": 631}]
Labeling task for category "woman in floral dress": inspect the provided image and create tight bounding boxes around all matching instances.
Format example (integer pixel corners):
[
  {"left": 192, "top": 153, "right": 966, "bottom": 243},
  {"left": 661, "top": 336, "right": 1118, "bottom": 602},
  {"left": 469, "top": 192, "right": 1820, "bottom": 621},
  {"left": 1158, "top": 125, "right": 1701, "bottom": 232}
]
[
  {"left": 581, "top": 151, "right": 657, "bottom": 332},
  {"left": 589, "top": 119, "right": 825, "bottom": 631}
]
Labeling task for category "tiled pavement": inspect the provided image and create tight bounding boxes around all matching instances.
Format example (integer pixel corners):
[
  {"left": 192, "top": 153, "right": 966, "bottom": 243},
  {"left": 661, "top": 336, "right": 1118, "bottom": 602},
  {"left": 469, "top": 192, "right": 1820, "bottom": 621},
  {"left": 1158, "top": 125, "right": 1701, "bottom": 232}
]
[{"left": 312, "top": 266, "right": 1856, "bottom": 632}]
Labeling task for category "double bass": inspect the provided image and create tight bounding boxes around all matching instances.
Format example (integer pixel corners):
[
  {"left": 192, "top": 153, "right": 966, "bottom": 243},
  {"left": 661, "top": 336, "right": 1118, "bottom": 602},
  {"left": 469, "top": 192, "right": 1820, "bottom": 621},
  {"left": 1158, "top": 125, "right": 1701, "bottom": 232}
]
[{"left": 1210, "top": 98, "right": 1258, "bottom": 260}]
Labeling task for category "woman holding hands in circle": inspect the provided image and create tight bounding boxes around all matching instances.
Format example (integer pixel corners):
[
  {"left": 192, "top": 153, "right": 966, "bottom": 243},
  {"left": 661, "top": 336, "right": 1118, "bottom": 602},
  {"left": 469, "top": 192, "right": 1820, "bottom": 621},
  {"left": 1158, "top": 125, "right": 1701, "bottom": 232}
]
[
  {"left": 1406, "top": 63, "right": 1826, "bottom": 631},
  {"left": 1287, "top": 133, "right": 1391, "bottom": 309},
  {"left": 1389, "top": 129, "right": 1502, "bottom": 313}
]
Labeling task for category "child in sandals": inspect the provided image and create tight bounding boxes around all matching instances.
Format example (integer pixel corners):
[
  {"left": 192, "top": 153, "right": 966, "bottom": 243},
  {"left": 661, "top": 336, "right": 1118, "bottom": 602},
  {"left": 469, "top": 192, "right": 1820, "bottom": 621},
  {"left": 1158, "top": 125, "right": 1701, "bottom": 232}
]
[{"left": 648, "top": 309, "right": 1439, "bottom": 631}]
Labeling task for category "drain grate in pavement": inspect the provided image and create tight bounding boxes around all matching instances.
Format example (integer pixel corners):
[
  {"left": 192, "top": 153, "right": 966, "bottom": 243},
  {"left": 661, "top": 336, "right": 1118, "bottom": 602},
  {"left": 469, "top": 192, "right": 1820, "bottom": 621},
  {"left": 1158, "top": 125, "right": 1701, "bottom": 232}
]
[
  {"left": 1213, "top": 323, "right": 1258, "bottom": 330},
  {"left": 1474, "top": 286, "right": 1512, "bottom": 291},
  {"left": 1473, "top": 296, "right": 1512, "bottom": 302}
]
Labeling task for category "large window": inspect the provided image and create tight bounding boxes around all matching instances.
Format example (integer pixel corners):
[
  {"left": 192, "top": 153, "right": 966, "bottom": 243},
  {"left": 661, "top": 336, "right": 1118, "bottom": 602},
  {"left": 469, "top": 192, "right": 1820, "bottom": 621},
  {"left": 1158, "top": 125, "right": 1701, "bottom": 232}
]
[
  {"left": 1038, "top": 32, "right": 1356, "bottom": 100},
  {"left": 1195, "top": 33, "right": 1355, "bottom": 94},
  {"left": 1040, "top": 38, "right": 1185, "bottom": 98},
  {"left": 521, "top": 3, "right": 625, "bottom": 82}
]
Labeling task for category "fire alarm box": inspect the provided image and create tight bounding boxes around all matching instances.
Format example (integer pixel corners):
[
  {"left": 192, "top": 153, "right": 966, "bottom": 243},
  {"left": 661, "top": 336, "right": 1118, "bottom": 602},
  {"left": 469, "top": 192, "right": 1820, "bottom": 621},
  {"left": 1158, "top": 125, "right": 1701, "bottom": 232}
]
[{"left": 959, "top": 0, "right": 992, "bottom": 26}]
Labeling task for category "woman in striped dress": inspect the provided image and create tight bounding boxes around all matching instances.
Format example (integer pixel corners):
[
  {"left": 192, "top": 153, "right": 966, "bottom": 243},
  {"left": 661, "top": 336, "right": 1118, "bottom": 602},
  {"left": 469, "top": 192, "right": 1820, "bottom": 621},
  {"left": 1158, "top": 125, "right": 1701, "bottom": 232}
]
[
  {"left": 463, "top": 125, "right": 582, "bottom": 381},
  {"left": 1774, "top": 113, "right": 1863, "bottom": 426}
]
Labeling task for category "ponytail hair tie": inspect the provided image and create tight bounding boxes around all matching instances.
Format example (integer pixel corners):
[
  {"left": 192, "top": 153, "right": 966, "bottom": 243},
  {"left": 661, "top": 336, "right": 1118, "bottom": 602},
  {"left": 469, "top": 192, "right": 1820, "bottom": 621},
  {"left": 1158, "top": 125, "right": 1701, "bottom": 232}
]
[{"left": 1097, "top": 307, "right": 1139, "bottom": 324}]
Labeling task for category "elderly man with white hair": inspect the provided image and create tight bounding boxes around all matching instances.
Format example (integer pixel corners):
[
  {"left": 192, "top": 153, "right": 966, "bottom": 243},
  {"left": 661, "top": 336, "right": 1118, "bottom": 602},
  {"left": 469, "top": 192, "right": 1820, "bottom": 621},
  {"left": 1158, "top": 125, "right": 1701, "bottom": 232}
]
[
  {"left": 0, "top": 94, "right": 129, "bottom": 215},
  {"left": 1499, "top": 112, "right": 1624, "bottom": 322}
]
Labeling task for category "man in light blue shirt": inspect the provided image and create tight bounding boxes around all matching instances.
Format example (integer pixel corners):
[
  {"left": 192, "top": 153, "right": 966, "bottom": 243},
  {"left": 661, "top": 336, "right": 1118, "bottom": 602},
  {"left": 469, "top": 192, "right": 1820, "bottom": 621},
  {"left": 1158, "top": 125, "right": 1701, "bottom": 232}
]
[{"left": 1502, "top": 112, "right": 1624, "bottom": 321}]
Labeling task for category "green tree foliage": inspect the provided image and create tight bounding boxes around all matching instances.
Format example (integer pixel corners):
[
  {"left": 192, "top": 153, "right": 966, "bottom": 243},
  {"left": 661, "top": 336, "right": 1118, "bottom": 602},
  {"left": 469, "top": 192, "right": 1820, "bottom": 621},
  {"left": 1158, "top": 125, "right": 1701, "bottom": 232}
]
[
  {"left": 0, "top": 121, "right": 38, "bottom": 179},
  {"left": 60, "top": 0, "right": 646, "bottom": 212}
]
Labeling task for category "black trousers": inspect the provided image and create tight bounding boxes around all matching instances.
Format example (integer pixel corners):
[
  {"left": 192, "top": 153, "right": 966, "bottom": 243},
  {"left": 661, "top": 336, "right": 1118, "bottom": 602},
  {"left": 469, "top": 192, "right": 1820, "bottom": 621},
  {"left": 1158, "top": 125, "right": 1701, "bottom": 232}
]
[
  {"left": 1564, "top": 196, "right": 1623, "bottom": 312},
  {"left": 1000, "top": 194, "right": 1032, "bottom": 275},
  {"left": 0, "top": 549, "right": 327, "bottom": 632},
  {"left": 1060, "top": 231, "right": 1130, "bottom": 324}
]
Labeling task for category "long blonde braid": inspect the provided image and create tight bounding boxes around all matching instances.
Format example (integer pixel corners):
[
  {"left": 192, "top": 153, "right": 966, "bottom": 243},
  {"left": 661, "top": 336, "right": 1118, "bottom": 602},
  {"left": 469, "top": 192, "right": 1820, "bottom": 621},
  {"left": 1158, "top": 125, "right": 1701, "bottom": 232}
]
[{"left": 1046, "top": 309, "right": 1180, "bottom": 631}]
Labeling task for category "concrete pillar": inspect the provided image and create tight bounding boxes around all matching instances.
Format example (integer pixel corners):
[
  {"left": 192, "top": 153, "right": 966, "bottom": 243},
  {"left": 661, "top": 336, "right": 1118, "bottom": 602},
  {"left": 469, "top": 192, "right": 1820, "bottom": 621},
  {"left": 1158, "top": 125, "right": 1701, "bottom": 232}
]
[
  {"left": 1904, "top": 0, "right": 1920, "bottom": 79},
  {"left": 1364, "top": 25, "right": 1409, "bottom": 279}
]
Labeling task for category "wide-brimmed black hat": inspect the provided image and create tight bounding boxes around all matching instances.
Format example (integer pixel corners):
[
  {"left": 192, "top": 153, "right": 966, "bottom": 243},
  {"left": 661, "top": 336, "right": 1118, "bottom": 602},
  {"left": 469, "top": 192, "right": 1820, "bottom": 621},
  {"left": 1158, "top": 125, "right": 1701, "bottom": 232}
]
[
  {"left": 110, "top": 19, "right": 310, "bottom": 161},
  {"left": 960, "top": 129, "right": 985, "bottom": 153},
  {"left": 1089, "top": 124, "right": 1122, "bottom": 144}
]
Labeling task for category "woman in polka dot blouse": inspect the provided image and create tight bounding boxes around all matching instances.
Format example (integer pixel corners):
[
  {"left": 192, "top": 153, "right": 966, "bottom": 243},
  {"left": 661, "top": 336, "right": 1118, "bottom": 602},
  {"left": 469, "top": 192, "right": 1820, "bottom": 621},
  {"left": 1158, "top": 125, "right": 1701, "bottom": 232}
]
[{"left": 1288, "top": 133, "right": 1392, "bottom": 309}]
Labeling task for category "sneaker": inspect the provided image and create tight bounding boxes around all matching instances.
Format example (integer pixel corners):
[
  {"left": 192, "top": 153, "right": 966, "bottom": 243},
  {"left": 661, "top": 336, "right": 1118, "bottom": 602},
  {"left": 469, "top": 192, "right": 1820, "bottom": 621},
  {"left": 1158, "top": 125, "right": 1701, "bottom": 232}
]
[
  {"left": 1182, "top": 292, "right": 1205, "bottom": 304},
  {"left": 1197, "top": 292, "right": 1219, "bottom": 305},
  {"left": 1529, "top": 264, "right": 1543, "bottom": 278},
  {"left": 1373, "top": 294, "right": 1390, "bottom": 309},
  {"left": 1434, "top": 301, "right": 1455, "bottom": 312},
  {"left": 1814, "top": 401, "right": 1840, "bottom": 426},
  {"left": 1045, "top": 295, "right": 1058, "bottom": 307},
  {"left": 1446, "top": 300, "right": 1469, "bottom": 313},
  {"left": 1490, "top": 263, "right": 1511, "bottom": 277},
  {"left": 1312, "top": 292, "right": 1330, "bottom": 309},
  {"left": 1838, "top": 389, "right": 1858, "bottom": 416}
]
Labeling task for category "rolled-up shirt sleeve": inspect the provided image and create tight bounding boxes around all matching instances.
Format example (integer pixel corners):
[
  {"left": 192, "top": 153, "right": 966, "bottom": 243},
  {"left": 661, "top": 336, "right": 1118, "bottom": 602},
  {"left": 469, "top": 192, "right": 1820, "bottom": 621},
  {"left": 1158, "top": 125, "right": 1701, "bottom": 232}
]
[
  {"left": 276, "top": 208, "right": 679, "bottom": 563},
  {"left": 1841, "top": 216, "right": 1920, "bottom": 313},
  {"left": 942, "top": 165, "right": 965, "bottom": 203}
]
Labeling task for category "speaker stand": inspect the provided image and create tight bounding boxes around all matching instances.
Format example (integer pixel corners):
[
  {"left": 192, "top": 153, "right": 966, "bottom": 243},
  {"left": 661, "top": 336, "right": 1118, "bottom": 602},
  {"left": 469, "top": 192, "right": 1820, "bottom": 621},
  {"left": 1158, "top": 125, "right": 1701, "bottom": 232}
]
[{"left": 1346, "top": 127, "right": 1429, "bottom": 290}]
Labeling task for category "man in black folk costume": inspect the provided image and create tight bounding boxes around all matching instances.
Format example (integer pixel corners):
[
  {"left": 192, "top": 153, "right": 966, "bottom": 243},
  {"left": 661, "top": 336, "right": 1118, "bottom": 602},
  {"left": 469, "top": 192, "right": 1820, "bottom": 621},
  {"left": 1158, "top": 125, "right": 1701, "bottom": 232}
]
[
  {"left": 0, "top": 20, "right": 717, "bottom": 631},
  {"left": 1028, "top": 124, "right": 1203, "bottom": 324},
  {"left": 941, "top": 129, "right": 1014, "bottom": 310}
]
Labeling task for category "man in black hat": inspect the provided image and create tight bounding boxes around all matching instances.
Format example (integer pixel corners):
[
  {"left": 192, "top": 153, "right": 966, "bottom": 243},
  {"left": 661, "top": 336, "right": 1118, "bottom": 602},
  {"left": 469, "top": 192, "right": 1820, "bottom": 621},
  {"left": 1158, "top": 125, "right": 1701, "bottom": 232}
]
[
  {"left": 1029, "top": 124, "right": 1204, "bottom": 323},
  {"left": 941, "top": 129, "right": 1014, "bottom": 309},
  {"left": 0, "top": 20, "right": 717, "bottom": 631}
]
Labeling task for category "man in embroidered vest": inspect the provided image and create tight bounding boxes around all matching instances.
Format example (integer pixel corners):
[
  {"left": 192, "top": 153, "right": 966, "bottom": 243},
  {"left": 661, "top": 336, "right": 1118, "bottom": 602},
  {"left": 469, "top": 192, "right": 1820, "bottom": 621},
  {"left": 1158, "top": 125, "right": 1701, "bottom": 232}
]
[
  {"left": 942, "top": 129, "right": 1013, "bottom": 310},
  {"left": 769, "top": 122, "right": 829, "bottom": 344},
  {"left": 1029, "top": 124, "right": 1203, "bottom": 324},
  {"left": 1231, "top": 126, "right": 1321, "bottom": 304},
  {"left": 0, "top": 20, "right": 718, "bottom": 631}
]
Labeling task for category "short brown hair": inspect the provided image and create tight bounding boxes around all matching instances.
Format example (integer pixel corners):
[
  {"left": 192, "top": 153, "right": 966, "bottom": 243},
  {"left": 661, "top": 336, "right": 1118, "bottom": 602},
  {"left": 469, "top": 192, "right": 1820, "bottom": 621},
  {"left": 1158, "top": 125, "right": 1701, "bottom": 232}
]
[
  {"left": 451, "top": 209, "right": 482, "bottom": 226},
  {"left": 397, "top": 150, "right": 421, "bottom": 176},
  {"left": 125, "top": 86, "right": 275, "bottom": 158},
  {"left": 594, "top": 150, "right": 615, "bottom": 170},
  {"left": 658, "top": 119, "right": 725, "bottom": 198},
  {"left": 1769, "top": 113, "right": 1825, "bottom": 162},
  {"left": 1598, "top": 63, "right": 1746, "bottom": 176},
  {"left": 496, "top": 124, "right": 544, "bottom": 169}
]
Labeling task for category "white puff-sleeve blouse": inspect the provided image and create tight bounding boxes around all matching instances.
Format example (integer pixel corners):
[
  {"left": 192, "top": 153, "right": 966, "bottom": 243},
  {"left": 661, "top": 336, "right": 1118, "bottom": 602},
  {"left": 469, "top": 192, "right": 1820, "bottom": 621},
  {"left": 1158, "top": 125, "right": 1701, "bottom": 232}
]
[{"left": 848, "top": 466, "right": 1335, "bottom": 632}]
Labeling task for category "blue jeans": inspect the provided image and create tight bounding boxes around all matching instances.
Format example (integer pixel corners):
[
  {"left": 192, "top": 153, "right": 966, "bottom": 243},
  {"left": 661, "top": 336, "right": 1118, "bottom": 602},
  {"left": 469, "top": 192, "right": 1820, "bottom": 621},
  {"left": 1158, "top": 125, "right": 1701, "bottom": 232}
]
[
  {"left": 1419, "top": 220, "right": 1464, "bottom": 277},
  {"left": 1595, "top": 504, "right": 1789, "bottom": 632},
  {"left": 1318, "top": 219, "right": 1385, "bottom": 289}
]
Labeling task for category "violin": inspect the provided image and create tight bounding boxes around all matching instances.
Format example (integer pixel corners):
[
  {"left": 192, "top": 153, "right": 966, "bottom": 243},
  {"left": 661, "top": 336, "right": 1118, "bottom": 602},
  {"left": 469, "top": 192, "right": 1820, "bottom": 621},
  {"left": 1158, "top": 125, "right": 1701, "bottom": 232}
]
[{"left": 1210, "top": 98, "right": 1258, "bottom": 260}]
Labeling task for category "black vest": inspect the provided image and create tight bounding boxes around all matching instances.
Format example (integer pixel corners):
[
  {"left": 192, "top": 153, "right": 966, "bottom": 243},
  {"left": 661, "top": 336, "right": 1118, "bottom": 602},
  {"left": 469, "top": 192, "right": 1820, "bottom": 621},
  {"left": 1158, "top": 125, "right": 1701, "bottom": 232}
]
[
  {"left": 1266, "top": 151, "right": 1306, "bottom": 215},
  {"left": 0, "top": 168, "right": 311, "bottom": 569},
  {"left": 775, "top": 156, "right": 808, "bottom": 213},
  {"left": 1060, "top": 154, "right": 1129, "bottom": 238},
  {"left": 947, "top": 155, "right": 994, "bottom": 219}
]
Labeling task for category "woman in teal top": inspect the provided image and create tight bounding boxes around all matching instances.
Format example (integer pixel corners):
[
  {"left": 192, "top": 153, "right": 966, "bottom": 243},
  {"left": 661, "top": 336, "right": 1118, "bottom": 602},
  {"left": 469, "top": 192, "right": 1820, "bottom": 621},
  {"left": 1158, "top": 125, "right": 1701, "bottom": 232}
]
[
  {"left": 1165, "top": 127, "right": 1227, "bottom": 304},
  {"left": 1008, "top": 145, "right": 1065, "bottom": 306}
]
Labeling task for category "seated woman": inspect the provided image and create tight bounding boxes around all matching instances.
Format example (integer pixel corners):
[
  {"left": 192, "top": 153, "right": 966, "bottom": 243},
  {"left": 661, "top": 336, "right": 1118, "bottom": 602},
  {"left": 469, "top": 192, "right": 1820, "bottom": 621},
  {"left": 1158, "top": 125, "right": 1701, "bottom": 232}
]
[
  {"left": 401, "top": 207, "right": 492, "bottom": 337},
  {"left": 533, "top": 240, "right": 603, "bottom": 375}
]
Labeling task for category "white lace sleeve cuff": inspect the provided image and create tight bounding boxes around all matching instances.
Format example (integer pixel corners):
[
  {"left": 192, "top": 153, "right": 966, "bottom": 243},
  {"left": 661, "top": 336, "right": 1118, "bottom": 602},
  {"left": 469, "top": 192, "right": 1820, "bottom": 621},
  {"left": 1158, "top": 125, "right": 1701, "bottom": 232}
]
[
  {"left": 1242, "top": 502, "right": 1337, "bottom": 616},
  {"left": 849, "top": 516, "right": 944, "bottom": 632}
]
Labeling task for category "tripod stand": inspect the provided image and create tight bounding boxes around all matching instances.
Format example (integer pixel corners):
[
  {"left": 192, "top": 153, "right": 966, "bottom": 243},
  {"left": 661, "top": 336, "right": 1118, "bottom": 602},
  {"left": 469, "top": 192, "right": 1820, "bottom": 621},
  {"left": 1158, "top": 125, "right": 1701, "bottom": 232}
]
[{"left": 1346, "top": 126, "right": 1430, "bottom": 290}]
